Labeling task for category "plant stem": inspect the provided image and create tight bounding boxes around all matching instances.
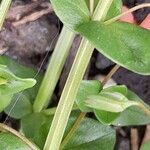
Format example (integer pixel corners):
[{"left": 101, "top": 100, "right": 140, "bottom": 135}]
[
  {"left": 44, "top": 1, "right": 114, "bottom": 150},
  {"left": 0, "top": 0, "right": 12, "bottom": 30},
  {"left": 89, "top": 0, "right": 94, "bottom": 15},
  {"left": 33, "top": 26, "right": 75, "bottom": 112},
  {"left": 105, "top": 3, "right": 150, "bottom": 25},
  {"left": 60, "top": 112, "right": 86, "bottom": 149},
  {"left": 44, "top": 39, "right": 94, "bottom": 150},
  {"left": 102, "top": 64, "right": 120, "bottom": 86},
  {"left": 61, "top": 64, "right": 120, "bottom": 148},
  {"left": 0, "top": 123, "right": 39, "bottom": 150},
  {"left": 42, "top": 105, "right": 79, "bottom": 116}
]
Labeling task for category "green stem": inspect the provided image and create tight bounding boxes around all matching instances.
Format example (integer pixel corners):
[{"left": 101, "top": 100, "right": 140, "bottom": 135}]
[
  {"left": 44, "top": 39, "right": 94, "bottom": 150},
  {"left": 0, "top": 123, "right": 39, "bottom": 150},
  {"left": 42, "top": 105, "right": 79, "bottom": 116},
  {"left": 105, "top": 3, "right": 150, "bottom": 25},
  {"left": 0, "top": 0, "right": 12, "bottom": 30},
  {"left": 44, "top": 1, "right": 114, "bottom": 150},
  {"left": 60, "top": 112, "right": 86, "bottom": 149},
  {"left": 89, "top": 0, "right": 94, "bottom": 15},
  {"left": 33, "top": 26, "right": 75, "bottom": 112}
]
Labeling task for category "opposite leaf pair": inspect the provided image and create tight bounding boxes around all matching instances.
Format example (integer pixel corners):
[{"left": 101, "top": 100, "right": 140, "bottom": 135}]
[
  {"left": 76, "top": 81, "right": 150, "bottom": 125},
  {"left": 51, "top": 0, "right": 150, "bottom": 75}
]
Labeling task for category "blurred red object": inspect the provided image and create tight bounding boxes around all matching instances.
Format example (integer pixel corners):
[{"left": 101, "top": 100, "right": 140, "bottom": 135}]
[{"left": 120, "top": 6, "right": 150, "bottom": 30}]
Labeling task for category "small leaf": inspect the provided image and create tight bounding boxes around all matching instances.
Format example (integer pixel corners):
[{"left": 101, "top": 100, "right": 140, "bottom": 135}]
[
  {"left": 93, "top": 85, "right": 127, "bottom": 124},
  {"left": 0, "top": 132, "right": 34, "bottom": 150},
  {"left": 112, "top": 91, "right": 150, "bottom": 126},
  {"left": 0, "top": 64, "right": 36, "bottom": 112},
  {"left": 0, "top": 65, "right": 36, "bottom": 95},
  {"left": 76, "top": 80, "right": 102, "bottom": 112},
  {"left": 86, "top": 92, "right": 139, "bottom": 112},
  {"left": 63, "top": 117, "right": 116, "bottom": 150},
  {"left": 0, "top": 56, "right": 43, "bottom": 101},
  {"left": 51, "top": 0, "right": 90, "bottom": 29},
  {"left": 0, "top": 94, "right": 13, "bottom": 112},
  {"left": 77, "top": 21, "right": 150, "bottom": 75},
  {"left": 21, "top": 113, "right": 53, "bottom": 149},
  {"left": 140, "top": 141, "right": 150, "bottom": 150},
  {"left": 0, "top": 56, "right": 42, "bottom": 113},
  {"left": 94, "top": 110, "right": 119, "bottom": 125},
  {"left": 105, "top": 0, "right": 122, "bottom": 20},
  {"left": 4, "top": 93, "right": 33, "bottom": 119},
  {"left": 103, "top": 85, "right": 128, "bottom": 96}
]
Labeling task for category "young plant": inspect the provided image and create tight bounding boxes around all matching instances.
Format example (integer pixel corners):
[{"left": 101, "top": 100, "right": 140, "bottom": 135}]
[{"left": 1, "top": 0, "right": 150, "bottom": 150}]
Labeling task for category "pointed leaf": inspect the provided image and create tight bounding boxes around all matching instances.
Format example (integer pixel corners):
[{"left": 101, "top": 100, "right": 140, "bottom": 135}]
[
  {"left": 86, "top": 92, "right": 139, "bottom": 112},
  {"left": 93, "top": 85, "right": 127, "bottom": 124},
  {"left": 0, "top": 132, "right": 37, "bottom": 150},
  {"left": 105, "top": 0, "right": 122, "bottom": 20},
  {"left": 76, "top": 80, "right": 102, "bottom": 112},
  {"left": 51, "top": 0, "right": 90, "bottom": 29},
  {"left": 77, "top": 21, "right": 150, "bottom": 75},
  {"left": 0, "top": 65, "right": 36, "bottom": 95},
  {"left": 112, "top": 91, "right": 150, "bottom": 126},
  {"left": 63, "top": 118, "right": 116, "bottom": 150}
]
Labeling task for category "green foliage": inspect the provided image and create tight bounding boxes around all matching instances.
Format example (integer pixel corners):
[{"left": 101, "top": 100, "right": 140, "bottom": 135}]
[
  {"left": 0, "top": 63, "right": 36, "bottom": 112},
  {"left": 21, "top": 113, "right": 51, "bottom": 149},
  {"left": 50, "top": 0, "right": 90, "bottom": 29},
  {"left": 0, "top": 132, "right": 34, "bottom": 150},
  {"left": 86, "top": 91, "right": 139, "bottom": 112},
  {"left": 77, "top": 21, "right": 150, "bottom": 75},
  {"left": 112, "top": 91, "right": 150, "bottom": 126},
  {"left": 105, "top": 0, "right": 122, "bottom": 20},
  {"left": 76, "top": 80, "right": 102, "bottom": 112},
  {"left": 0, "top": 56, "right": 43, "bottom": 118},
  {"left": 0, "top": 56, "right": 43, "bottom": 101},
  {"left": 140, "top": 141, "right": 150, "bottom": 150},
  {"left": 63, "top": 117, "right": 116, "bottom": 150},
  {"left": 5, "top": 93, "right": 33, "bottom": 119}
]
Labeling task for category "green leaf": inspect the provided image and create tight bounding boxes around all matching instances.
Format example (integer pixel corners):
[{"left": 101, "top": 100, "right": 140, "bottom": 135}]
[
  {"left": 4, "top": 93, "right": 33, "bottom": 119},
  {"left": 63, "top": 117, "right": 116, "bottom": 150},
  {"left": 0, "top": 64, "right": 36, "bottom": 112},
  {"left": 105, "top": 0, "right": 122, "bottom": 20},
  {"left": 0, "top": 56, "right": 42, "bottom": 115},
  {"left": 93, "top": 85, "right": 127, "bottom": 124},
  {"left": 112, "top": 91, "right": 150, "bottom": 126},
  {"left": 77, "top": 21, "right": 150, "bottom": 75},
  {"left": 140, "top": 141, "right": 150, "bottom": 150},
  {"left": 0, "top": 56, "right": 43, "bottom": 100},
  {"left": 0, "top": 132, "right": 33, "bottom": 150},
  {"left": 94, "top": 110, "right": 119, "bottom": 125},
  {"left": 86, "top": 91, "right": 139, "bottom": 112},
  {"left": 76, "top": 80, "right": 102, "bottom": 112},
  {"left": 51, "top": 0, "right": 90, "bottom": 29},
  {"left": 103, "top": 85, "right": 128, "bottom": 96},
  {"left": 0, "top": 65, "right": 36, "bottom": 95},
  {"left": 21, "top": 113, "right": 51, "bottom": 149},
  {"left": 0, "top": 94, "right": 13, "bottom": 112}
]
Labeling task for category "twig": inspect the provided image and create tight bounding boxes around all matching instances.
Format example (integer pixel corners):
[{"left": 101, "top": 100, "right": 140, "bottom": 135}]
[
  {"left": 12, "top": 7, "right": 53, "bottom": 27},
  {"left": 7, "top": 0, "right": 45, "bottom": 21},
  {"left": 60, "top": 113, "right": 86, "bottom": 149},
  {"left": 142, "top": 125, "right": 150, "bottom": 144},
  {"left": 0, "top": 123, "right": 39, "bottom": 150},
  {"left": 131, "top": 128, "right": 139, "bottom": 150},
  {"left": 102, "top": 64, "right": 120, "bottom": 86}
]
